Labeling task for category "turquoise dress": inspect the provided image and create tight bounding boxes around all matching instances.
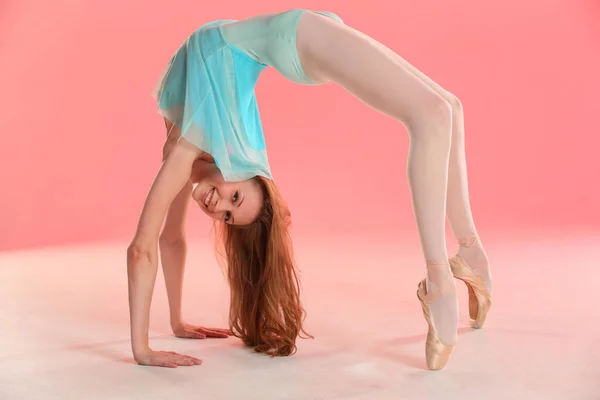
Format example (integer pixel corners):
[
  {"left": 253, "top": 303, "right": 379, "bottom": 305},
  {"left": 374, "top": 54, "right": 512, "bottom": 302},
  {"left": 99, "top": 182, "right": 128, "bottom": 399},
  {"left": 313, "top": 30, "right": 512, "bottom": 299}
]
[{"left": 151, "top": 9, "right": 343, "bottom": 182}]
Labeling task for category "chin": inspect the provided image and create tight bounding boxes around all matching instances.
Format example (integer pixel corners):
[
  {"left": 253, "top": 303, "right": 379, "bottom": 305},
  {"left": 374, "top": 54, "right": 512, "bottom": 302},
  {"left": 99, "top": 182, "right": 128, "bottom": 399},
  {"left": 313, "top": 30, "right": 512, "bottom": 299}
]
[{"left": 191, "top": 185, "right": 203, "bottom": 202}]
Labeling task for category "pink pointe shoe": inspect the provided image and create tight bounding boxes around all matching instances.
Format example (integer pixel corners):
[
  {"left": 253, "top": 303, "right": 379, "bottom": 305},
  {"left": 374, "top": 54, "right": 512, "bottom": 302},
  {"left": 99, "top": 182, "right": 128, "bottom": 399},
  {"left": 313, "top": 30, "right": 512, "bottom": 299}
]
[
  {"left": 449, "top": 235, "right": 492, "bottom": 329},
  {"left": 416, "top": 261, "right": 457, "bottom": 370}
]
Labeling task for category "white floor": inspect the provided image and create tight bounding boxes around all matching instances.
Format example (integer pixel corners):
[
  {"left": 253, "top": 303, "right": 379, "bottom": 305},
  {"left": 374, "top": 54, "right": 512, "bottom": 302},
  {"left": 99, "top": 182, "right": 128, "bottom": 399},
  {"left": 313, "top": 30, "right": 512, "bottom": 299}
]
[{"left": 1, "top": 229, "right": 599, "bottom": 400}]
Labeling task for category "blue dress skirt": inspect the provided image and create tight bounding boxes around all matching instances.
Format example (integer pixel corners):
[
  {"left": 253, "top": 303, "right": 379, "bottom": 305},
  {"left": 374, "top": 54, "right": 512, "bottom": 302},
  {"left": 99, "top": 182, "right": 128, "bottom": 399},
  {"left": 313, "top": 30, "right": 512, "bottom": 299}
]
[{"left": 151, "top": 10, "right": 343, "bottom": 182}]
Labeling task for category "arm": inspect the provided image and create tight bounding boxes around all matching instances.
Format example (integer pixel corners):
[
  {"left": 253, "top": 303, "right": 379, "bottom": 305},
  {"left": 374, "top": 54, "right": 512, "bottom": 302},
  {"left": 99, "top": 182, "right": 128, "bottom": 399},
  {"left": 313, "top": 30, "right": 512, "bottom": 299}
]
[
  {"left": 159, "top": 121, "right": 194, "bottom": 329},
  {"left": 159, "top": 163, "right": 232, "bottom": 340},
  {"left": 159, "top": 119, "right": 230, "bottom": 337},
  {"left": 159, "top": 181, "right": 193, "bottom": 329},
  {"left": 127, "top": 138, "right": 201, "bottom": 364}
]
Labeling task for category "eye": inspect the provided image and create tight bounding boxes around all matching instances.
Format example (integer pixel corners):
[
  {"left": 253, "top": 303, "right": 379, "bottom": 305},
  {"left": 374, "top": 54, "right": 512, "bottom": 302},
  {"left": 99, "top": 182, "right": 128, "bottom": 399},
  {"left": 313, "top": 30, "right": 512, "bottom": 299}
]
[
  {"left": 224, "top": 211, "right": 231, "bottom": 222},
  {"left": 232, "top": 191, "right": 239, "bottom": 202}
]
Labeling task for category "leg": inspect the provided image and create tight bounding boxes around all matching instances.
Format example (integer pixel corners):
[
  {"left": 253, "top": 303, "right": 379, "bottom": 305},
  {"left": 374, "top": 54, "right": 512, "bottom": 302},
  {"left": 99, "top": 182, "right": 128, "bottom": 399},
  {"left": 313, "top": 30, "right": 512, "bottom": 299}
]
[
  {"left": 297, "top": 13, "right": 458, "bottom": 349},
  {"left": 358, "top": 36, "right": 493, "bottom": 292},
  {"left": 299, "top": 14, "right": 451, "bottom": 261}
]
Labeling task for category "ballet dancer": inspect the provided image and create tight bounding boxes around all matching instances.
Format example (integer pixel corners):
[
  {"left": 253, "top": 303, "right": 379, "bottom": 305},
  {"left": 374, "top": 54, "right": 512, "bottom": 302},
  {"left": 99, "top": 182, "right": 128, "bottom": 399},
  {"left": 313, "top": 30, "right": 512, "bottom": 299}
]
[{"left": 127, "top": 9, "right": 493, "bottom": 370}]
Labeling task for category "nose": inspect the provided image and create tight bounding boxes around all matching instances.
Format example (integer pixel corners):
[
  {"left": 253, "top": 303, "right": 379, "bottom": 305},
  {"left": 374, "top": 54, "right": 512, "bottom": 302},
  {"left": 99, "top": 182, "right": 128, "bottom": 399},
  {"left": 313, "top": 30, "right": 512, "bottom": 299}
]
[{"left": 212, "top": 198, "right": 231, "bottom": 214}]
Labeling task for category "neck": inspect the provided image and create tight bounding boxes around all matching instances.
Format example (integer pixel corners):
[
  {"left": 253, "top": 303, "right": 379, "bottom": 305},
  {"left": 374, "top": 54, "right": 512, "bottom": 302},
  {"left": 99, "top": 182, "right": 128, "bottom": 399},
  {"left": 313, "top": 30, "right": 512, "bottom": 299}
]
[
  {"left": 190, "top": 160, "right": 205, "bottom": 184},
  {"left": 190, "top": 153, "right": 216, "bottom": 183}
]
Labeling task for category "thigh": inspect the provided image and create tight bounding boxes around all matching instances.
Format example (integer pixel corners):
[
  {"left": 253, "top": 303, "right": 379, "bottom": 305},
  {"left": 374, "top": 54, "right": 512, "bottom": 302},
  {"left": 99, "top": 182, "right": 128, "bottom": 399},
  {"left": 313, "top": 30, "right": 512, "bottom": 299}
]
[
  {"left": 362, "top": 35, "right": 457, "bottom": 104},
  {"left": 297, "top": 13, "right": 446, "bottom": 127}
]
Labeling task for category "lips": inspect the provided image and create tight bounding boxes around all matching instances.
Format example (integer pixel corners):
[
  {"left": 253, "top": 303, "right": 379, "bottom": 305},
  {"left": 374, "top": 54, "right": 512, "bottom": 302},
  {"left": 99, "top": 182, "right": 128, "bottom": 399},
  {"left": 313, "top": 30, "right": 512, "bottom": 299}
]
[{"left": 202, "top": 187, "right": 215, "bottom": 210}]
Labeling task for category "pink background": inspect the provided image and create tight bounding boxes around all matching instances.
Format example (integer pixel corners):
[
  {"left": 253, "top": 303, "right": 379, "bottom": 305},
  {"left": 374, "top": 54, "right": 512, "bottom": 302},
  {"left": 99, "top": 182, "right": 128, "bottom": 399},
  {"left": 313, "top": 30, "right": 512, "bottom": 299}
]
[{"left": 1, "top": 0, "right": 599, "bottom": 251}]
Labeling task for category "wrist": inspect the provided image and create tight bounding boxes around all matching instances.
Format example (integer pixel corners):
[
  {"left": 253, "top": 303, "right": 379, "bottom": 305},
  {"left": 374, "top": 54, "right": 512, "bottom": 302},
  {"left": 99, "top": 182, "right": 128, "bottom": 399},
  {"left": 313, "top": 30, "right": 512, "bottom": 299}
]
[
  {"left": 170, "top": 318, "right": 184, "bottom": 330},
  {"left": 132, "top": 343, "right": 151, "bottom": 359}
]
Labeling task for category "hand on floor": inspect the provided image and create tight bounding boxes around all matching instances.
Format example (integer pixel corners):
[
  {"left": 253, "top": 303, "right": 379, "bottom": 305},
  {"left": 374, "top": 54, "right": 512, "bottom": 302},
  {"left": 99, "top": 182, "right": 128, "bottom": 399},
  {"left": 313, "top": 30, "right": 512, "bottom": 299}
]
[
  {"left": 172, "top": 322, "right": 232, "bottom": 339},
  {"left": 134, "top": 349, "right": 202, "bottom": 368}
]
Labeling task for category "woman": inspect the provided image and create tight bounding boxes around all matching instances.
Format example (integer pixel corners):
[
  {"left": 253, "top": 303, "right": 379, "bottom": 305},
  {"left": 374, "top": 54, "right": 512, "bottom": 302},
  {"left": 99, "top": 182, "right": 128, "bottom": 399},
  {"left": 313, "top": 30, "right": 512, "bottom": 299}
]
[{"left": 127, "top": 9, "right": 493, "bottom": 370}]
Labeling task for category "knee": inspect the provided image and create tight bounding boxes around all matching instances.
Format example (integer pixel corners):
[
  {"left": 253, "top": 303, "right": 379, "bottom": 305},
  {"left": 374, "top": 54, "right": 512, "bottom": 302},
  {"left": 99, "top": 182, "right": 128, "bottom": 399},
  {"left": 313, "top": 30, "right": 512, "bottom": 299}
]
[
  {"left": 432, "top": 96, "right": 453, "bottom": 126},
  {"left": 413, "top": 94, "right": 453, "bottom": 138},
  {"left": 446, "top": 93, "right": 463, "bottom": 117}
]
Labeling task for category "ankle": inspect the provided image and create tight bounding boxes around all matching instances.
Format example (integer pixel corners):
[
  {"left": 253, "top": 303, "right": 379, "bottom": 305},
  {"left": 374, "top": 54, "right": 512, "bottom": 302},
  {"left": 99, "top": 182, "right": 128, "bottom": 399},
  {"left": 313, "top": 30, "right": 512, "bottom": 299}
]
[
  {"left": 457, "top": 241, "right": 488, "bottom": 264},
  {"left": 457, "top": 234, "right": 481, "bottom": 248},
  {"left": 425, "top": 260, "right": 456, "bottom": 294},
  {"left": 426, "top": 260, "right": 450, "bottom": 268},
  {"left": 425, "top": 260, "right": 453, "bottom": 277},
  {"left": 455, "top": 236, "right": 493, "bottom": 293}
]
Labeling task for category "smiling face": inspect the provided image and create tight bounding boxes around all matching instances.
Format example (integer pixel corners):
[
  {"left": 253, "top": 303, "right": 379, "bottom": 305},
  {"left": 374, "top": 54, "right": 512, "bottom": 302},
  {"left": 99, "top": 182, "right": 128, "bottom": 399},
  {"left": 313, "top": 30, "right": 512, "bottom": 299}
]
[{"left": 191, "top": 162, "right": 264, "bottom": 226}]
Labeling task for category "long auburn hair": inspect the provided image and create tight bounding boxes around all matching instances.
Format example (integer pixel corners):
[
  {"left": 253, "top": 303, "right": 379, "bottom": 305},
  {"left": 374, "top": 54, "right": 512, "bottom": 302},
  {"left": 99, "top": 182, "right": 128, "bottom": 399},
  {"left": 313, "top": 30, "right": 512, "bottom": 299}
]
[{"left": 213, "top": 177, "right": 312, "bottom": 356}]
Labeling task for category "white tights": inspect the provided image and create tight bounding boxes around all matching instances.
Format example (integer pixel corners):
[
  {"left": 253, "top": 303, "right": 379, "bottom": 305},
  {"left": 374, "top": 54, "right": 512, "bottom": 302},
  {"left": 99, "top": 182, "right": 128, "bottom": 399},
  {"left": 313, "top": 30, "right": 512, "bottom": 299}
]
[{"left": 297, "top": 12, "right": 492, "bottom": 345}]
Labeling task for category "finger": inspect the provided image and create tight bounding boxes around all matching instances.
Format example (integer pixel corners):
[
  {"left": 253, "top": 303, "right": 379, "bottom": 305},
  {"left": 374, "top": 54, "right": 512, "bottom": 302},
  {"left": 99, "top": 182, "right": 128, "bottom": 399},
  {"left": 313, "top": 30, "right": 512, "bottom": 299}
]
[
  {"left": 185, "top": 355, "right": 202, "bottom": 364},
  {"left": 194, "top": 328, "right": 230, "bottom": 338},
  {"left": 176, "top": 355, "right": 200, "bottom": 366},
  {"left": 164, "top": 351, "right": 190, "bottom": 358},
  {"left": 166, "top": 353, "right": 199, "bottom": 364},
  {"left": 181, "top": 354, "right": 203, "bottom": 364},
  {"left": 159, "top": 361, "right": 178, "bottom": 368},
  {"left": 174, "top": 330, "right": 206, "bottom": 339},
  {"left": 206, "top": 327, "right": 233, "bottom": 335},
  {"left": 175, "top": 359, "right": 196, "bottom": 366},
  {"left": 165, "top": 352, "right": 192, "bottom": 361},
  {"left": 186, "top": 330, "right": 207, "bottom": 339},
  {"left": 198, "top": 327, "right": 232, "bottom": 333}
]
